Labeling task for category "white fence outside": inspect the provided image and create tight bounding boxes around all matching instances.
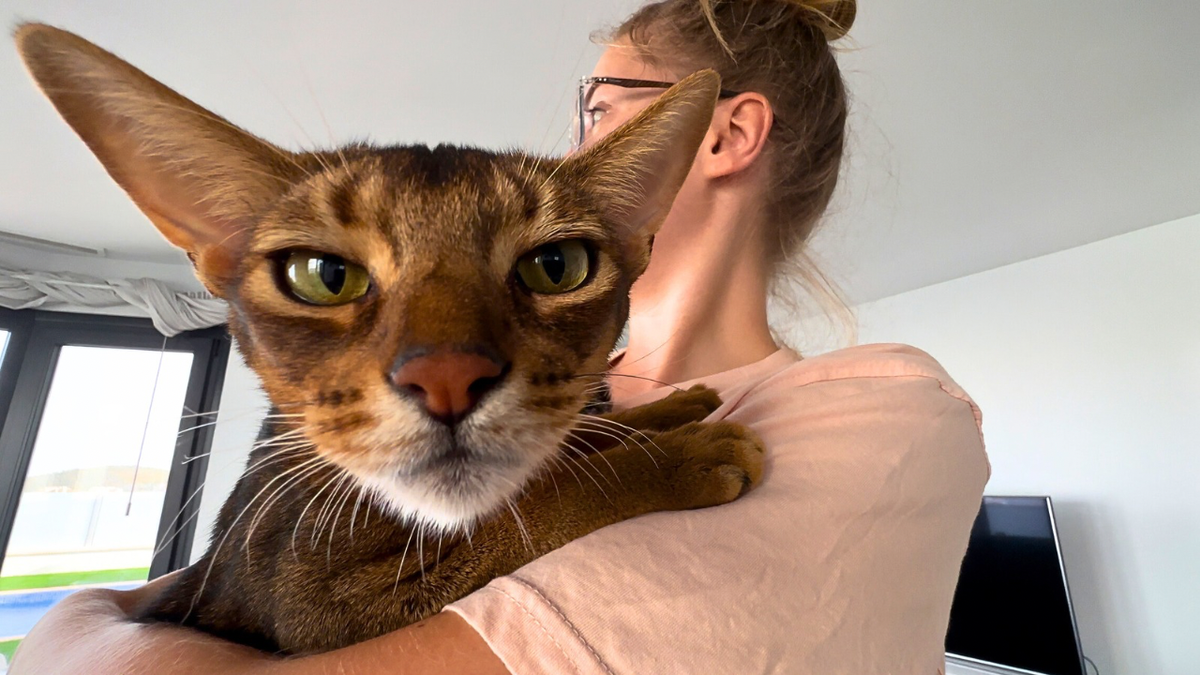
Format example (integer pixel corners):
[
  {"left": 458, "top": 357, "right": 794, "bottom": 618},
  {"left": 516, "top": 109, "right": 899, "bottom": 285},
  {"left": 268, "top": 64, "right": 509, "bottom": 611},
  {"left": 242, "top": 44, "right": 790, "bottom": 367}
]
[{"left": 1, "top": 491, "right": 165, "bottom": 576}]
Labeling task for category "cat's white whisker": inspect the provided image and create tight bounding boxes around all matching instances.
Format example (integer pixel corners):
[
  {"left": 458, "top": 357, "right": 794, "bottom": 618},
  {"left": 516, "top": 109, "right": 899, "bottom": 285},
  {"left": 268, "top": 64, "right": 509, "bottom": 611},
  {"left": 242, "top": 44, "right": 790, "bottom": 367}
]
[
  {"left": 577, "top": 372, "right": 684, "bottom": 394},
  {"left": 579, "top": 413, "right": 669, "bottom": 458},
  {"left": 326, "top": 475, "right": 359, "bottom": 563},
  {"left": 238, "top": 449, "right": 313, "bottom": 482},
  {"left": 348, "top": 483, "right": 367, "bottom": 543},
  {"left": 462, "top": 520, "right": 475, "bottom": 549},
  {"left": 152, "top": 477, "right": 208, "bottom": 557},
  {"left": 313, "top": 471, "right": 347, "bottom": 537},
  {"left": 563, "top": 437, "right": 623, "bottom": 486},
  {"left": 244, "top": 441, "right": 311, "bottom": 463},
  {"left": 151, "top": 504, "right": 205, "bottom": 562},
  {"left": 246, "top": 461, "right": 333, "bottom": 560},
  {"left": 391, "top": 526, "right": 418, "bottom": 598},
  {"left": 315, "top": 471, "right": 355, "bottom": 552},
  {"left": 571, "top": 417, "right": 648, "bottom": 457},
  {"left": 249, "top": 439, "right": 312, "bottom": 457},
  {"left": 239, "top": 442, "right": 315, "bottom": 477},
  {"left": 556, "top": 450, "right": 611, "bottom": 503},
  {"left": 536, "top": 156, "right": 572, "bottom": 195},
  {"left": 177, "top": 406, "right": 282, "bottom": 436},
  {"left": 250, "top": 430, "right": 311, "bottom": 450},
  {"left": 417, "top": 520, "right": 428, "bottom": 581},
  {"left": 242, "top": 457, "right": 329, "bottom": 543},
  {"left": 167, "top": 426, "right": 310, "bottom": 563},
  {"left": 292, "top": 467, "right": 346, "bottom": 554},
  {"left": 548, "top": 467, "right": 562, "bottom": 504},
  {"left": 317, "top": 474, "right": 350, "bottom": 563},
  {"left": 252, "top": 426, "right": 309, "bottom": 445},
  {"left": 574, "top": 419, "right": 662, "bottom": 471},
  {"left": 298, "top": 69, "right": 352, "bottom": 176},
  {"left": 177, "top": 407, "right": 224, "bottom": 420},
  {"left": 505, "top": 498, "right": 533, "bottom": 553},
  {"left": 547, "top": 454, "right": 586, "bottom": 492},
  {"left": 186, "top": 455, "right": 329, "bottom": 622},
  {"left": 560, "top": 441, "right": 615, "bottom": 487}
]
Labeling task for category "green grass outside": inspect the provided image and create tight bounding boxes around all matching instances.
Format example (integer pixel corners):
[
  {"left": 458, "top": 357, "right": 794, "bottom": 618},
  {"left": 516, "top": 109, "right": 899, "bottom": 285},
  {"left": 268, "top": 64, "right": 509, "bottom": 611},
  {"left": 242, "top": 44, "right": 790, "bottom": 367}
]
[
  {"left": 1, "top": 638, "right": 19, "bottom": 664},
  {"left": 0, "top": 567, "right": 149, "bottom": 592}
]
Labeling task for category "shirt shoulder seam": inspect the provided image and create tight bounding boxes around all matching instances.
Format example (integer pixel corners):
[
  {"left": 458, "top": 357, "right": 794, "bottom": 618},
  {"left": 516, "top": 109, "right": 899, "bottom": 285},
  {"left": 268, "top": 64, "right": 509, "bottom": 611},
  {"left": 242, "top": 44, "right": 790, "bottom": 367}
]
[
  {"left": 730, "top": 371, "right": 986, "bottom": 452},
  {"left": 508, "top": 576, "right": 616, "bottom": 675},
  {"left": 484, "top": 584, "right": 585, "bottom": 675}
]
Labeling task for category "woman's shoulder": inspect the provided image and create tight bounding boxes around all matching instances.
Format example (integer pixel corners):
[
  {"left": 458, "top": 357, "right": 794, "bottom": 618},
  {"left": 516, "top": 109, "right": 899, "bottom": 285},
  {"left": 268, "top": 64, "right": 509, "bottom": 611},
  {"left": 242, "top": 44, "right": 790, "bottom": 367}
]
[
  {"left": 739, "top": 343, "right": 982, "bottom": 434},
  {"left": 764, "top": 342, "right": 968, "bottom": 394},
  {"left": 725, "top": 344, "right": 988, "bottom": 481}
]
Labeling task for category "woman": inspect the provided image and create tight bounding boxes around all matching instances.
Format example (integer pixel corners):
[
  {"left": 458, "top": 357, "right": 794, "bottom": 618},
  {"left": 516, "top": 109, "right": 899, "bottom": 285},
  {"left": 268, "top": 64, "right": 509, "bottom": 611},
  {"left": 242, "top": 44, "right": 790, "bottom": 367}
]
[{"left": 11, "top": 1, "right": 988, "bottom": 672}]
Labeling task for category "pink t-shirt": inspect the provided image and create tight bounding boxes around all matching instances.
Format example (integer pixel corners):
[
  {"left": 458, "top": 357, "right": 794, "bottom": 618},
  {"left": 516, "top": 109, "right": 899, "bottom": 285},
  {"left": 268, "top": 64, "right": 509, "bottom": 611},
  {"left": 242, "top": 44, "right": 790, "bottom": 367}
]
[{"left": 448, "top": 344, "right": 990, "bottom": 674}]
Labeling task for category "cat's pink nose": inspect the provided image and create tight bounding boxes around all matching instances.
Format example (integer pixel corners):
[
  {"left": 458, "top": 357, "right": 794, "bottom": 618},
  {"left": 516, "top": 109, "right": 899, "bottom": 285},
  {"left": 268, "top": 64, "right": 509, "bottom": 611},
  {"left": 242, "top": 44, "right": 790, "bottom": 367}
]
[{"left": 390, "top": 350, "right": 506, "bottom": 424}]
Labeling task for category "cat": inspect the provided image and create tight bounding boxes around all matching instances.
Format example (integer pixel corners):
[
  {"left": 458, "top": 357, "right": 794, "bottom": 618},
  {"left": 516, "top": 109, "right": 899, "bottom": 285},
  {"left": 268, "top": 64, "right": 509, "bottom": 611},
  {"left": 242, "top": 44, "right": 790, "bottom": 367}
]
[{"left": 16, "top": 23, "right": 766, "bottom": 654}]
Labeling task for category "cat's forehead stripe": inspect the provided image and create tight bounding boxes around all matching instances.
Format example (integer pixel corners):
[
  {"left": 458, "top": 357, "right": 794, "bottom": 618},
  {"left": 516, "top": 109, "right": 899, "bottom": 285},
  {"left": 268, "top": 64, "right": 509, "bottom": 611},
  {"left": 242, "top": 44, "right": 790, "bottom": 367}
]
[
  {"left": 289, "top": 148, "right": 581, "bottom": 255},
  {"left": 373, "top": 144, "right": 493, "bottom": 191},
  {"left": 327, "top": 172, "right": 358, "bottom": 227},
  {"left": 492, "top": 159, "right": 545, "bottom": 222}
]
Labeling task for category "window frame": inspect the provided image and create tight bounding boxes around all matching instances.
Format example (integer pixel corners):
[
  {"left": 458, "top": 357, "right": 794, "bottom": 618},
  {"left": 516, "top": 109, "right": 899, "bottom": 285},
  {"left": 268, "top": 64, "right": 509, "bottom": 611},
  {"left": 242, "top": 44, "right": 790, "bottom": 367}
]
[{"left": 0, "top": 309, "right": 230, "bottom": 579}]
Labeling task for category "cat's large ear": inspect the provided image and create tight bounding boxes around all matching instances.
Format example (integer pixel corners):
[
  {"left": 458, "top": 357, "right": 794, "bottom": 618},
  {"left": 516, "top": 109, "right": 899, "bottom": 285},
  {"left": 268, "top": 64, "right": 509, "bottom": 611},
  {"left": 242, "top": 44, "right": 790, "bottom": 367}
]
[
  {"left": 15, "top": 23, "right": 304, "bottom": 295},
  {"left": 563, "top": 69, "right": 720, "bottom": 240}
]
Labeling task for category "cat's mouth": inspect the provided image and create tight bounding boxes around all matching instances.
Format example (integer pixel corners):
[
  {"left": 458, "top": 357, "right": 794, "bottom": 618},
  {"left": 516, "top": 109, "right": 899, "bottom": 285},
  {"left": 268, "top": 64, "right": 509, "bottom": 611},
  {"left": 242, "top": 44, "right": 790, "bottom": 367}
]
[
  {"left": 404, "top": 440, "right": 523, "bottom": 481},
  {"left": 349, "top": 405, "right": 568, "bottom": 532}
]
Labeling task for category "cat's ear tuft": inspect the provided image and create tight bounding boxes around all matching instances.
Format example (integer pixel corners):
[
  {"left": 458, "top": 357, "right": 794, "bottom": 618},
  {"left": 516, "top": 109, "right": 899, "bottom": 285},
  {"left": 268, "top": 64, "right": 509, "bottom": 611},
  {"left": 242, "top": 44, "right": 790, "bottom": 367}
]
[
  {"left": 563, "top": 69, "right": 720, "bottom": 240},
  {"left": 14, "top": 23, "right": 303, "bottom": 295}
]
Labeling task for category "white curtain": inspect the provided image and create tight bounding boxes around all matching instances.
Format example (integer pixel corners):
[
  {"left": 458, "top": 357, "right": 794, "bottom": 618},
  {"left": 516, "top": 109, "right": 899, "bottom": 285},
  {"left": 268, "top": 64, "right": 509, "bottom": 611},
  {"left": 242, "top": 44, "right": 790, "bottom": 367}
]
[{"left": 0, "top": 267, "right": 227, "bottom": 336}]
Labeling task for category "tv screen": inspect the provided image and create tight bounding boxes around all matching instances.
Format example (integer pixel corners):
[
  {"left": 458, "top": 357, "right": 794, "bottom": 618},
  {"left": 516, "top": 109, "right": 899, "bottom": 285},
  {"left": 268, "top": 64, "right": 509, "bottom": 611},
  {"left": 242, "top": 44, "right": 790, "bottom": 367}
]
[{"left": 946, "top": 496, "right": 1085, "bottom": 675}]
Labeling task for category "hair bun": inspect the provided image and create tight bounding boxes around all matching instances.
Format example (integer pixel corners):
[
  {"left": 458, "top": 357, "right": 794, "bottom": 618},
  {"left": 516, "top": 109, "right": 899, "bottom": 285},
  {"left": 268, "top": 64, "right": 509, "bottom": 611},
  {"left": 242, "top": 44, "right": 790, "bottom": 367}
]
[{"left": 788, "top": 0, "right": 857, "bottom": 41}]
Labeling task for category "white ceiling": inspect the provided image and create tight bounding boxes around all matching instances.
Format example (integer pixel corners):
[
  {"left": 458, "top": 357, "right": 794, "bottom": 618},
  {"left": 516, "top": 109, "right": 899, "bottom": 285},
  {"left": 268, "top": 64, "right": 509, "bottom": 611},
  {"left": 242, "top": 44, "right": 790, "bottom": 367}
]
[{"left": 3, "top": 1, "right": 1198, "bottom": 303}]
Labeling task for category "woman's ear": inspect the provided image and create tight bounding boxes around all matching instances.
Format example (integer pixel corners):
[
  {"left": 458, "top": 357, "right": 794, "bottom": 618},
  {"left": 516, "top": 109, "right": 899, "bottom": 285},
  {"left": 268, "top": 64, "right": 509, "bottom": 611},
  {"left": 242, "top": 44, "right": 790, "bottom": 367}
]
[{"left": 699, "top": 93, "right": 773, "bottom": 179}]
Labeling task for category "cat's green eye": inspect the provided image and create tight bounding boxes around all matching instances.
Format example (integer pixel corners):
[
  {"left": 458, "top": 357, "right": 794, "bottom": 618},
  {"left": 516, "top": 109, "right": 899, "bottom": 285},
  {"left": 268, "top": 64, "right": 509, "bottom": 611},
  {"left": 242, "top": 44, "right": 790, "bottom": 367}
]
[
  {"left": 516, "top": 241, "right": 590, "bottom": 294},
  {"left": 283, "top": 251, "right": 371, "bottom": 305}
]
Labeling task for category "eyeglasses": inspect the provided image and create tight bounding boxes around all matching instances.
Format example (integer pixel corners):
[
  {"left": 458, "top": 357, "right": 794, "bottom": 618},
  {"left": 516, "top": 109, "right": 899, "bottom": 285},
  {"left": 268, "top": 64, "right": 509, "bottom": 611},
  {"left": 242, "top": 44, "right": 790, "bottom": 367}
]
[{"left": 570, "top": 76, "right": 743, "bottom": 150}]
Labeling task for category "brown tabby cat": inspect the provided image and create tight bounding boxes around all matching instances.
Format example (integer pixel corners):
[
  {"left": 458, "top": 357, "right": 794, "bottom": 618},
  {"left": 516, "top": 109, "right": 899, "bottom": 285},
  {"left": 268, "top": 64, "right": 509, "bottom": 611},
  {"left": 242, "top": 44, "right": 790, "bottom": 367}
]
[{"left": 16, "top": 24, "right": 766, "bottom": 654}]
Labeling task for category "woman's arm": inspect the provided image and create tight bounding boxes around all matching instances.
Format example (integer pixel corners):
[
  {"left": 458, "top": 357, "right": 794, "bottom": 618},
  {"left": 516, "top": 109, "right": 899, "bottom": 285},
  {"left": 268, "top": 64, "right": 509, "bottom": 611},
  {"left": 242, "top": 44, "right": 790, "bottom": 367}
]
[
  {"left": 13, "top": 384, "right": 735, "bottom": 672},
  {"left": 11, "top": 580, "right": 509, "bottom": 675},
  {"left": 271, "top": 612, "right": 509, "bottom": 675}
]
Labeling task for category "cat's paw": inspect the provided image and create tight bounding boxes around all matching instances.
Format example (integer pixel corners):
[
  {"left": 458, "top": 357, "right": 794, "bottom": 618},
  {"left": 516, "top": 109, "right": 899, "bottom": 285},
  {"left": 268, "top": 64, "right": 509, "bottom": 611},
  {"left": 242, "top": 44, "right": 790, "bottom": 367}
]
[
  {"left": 653, "top": 421, "right": 766, "bottom": 510},
  {"left": 656, "top": 385, "right": 723, "bottom": 424}
]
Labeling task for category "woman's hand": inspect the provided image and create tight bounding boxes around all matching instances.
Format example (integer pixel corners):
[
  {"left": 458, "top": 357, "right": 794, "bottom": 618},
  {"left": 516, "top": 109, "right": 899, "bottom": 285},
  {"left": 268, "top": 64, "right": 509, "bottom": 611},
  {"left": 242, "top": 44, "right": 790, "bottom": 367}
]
[
  {"left": 10, "top": 572, "right": 508, "bottom": 675},
  {"left": 10, "top": 573, "right": 275, "bottom": 675}
]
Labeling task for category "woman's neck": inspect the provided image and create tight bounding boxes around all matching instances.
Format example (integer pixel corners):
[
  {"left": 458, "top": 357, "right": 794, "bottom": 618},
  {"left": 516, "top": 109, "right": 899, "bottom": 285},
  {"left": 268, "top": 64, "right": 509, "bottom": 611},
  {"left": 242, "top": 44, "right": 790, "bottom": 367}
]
[{"left": 611, "top": 199, "right": 779, "bottom": 401}]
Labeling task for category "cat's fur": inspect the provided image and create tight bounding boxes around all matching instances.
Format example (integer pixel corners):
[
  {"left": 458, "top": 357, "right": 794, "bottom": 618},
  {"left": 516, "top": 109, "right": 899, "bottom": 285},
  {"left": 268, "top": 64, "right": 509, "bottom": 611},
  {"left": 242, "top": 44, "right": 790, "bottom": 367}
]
[{"left": 16, "top": 24, "right": 766, "bottom": 654}]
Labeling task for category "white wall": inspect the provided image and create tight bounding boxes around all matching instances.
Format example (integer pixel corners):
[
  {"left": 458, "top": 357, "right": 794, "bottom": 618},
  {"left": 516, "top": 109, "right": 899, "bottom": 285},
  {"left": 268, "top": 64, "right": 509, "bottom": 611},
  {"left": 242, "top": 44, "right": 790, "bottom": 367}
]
[
  {"left": 190, "top": 352, "right": 269, "bottom": 562},
  {"left": 785, "top": 214, "right": 1199, "bottom": 675}
]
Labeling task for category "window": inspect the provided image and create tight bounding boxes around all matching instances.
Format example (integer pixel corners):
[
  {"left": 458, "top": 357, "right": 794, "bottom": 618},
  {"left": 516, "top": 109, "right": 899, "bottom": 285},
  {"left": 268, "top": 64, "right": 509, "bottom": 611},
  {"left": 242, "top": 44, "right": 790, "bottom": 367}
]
[{"left": 0, "top": 310, "right": 229, "bottom": 665}]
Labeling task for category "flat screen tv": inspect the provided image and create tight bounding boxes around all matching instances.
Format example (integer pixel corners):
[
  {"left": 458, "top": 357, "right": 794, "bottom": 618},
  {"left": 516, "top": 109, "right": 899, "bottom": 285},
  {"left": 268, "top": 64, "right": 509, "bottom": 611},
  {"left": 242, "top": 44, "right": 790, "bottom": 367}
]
[{"left": 946, "top": 496, "right": 1085, "bottom": 675}]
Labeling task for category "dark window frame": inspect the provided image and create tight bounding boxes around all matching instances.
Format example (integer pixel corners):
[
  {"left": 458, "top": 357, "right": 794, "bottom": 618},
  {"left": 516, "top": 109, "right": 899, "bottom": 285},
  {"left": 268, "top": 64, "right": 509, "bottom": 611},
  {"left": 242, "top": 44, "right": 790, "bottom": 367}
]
[{"left": 0, "top": 309, "right": 230, "bottom": 579}]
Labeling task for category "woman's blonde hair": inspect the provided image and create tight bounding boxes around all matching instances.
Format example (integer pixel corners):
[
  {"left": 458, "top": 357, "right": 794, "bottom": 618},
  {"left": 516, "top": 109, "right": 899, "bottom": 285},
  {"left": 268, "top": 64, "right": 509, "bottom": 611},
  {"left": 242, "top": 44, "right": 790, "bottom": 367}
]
[{"left": 607, "top": 0, "right": 858, "bottom": 342}]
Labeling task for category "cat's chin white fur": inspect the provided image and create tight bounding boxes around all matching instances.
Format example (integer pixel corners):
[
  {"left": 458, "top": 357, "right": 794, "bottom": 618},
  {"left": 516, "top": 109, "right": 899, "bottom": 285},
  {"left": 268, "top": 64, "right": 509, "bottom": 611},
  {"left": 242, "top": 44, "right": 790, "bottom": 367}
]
[
  {"left": 349, "top": 383, "right": 568, "bottom": 534},
  {"left": 356, "top": 460, "right": 534, "bottom": 534}
]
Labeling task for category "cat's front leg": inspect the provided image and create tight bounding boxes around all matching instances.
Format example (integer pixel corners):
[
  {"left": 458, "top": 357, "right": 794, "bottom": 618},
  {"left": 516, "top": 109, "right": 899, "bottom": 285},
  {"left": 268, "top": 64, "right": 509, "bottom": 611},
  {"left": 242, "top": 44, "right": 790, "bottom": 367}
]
[
  {"left": 395, "top": 421, "right": 764, "bottom": 616},
  {"left": 271, "top": 420, "right": 765, "bottom": 653},
  {"left": 520, "top": 419, "right": 767, "bottom": 536},
  {"left": 570, "top": 384, "right": 724, "bottom": 453}
]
